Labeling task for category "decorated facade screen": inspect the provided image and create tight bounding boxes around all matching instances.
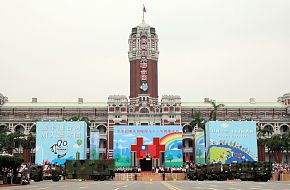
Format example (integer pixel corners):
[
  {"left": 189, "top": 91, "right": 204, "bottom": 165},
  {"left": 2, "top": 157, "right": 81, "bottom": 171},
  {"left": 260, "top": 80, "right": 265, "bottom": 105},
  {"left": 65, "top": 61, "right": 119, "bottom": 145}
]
[
  {"left": 114, "top": 126, "right": 183, "bottom": 167},
  {"left": 195, "top": 131, "right": 205, "bottom": 164},
  {"left": 205, "top": 121, "right": 257, "bottom": 164},
  {"left": 35, "top": 121, "right": 87, "bottom": 165},
  {"left": 90, "top": 129, "right": 100, "bottom": 160}
]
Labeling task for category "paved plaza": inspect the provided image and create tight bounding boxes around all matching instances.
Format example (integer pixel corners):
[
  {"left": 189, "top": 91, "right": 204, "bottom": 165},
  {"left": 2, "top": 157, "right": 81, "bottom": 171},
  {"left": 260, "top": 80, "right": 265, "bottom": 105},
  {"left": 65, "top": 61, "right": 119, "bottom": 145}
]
[{"left": 1, "top": 180, "right": 290, "bottom": 190}]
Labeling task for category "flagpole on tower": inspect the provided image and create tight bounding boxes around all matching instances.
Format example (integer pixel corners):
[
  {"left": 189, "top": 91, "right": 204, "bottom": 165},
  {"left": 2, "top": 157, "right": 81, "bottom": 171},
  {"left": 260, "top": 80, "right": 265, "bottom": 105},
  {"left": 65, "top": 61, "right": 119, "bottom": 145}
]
[{"left": 142, "top": 4, "right": 146, "bottom": 21}]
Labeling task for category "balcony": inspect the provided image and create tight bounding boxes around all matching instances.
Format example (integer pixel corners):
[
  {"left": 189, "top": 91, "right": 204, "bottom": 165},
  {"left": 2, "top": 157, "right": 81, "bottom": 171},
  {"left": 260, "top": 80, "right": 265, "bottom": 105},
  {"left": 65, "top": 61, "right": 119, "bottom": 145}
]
[
  {"left": 183, "top": 147, "right": 193, "bottom": 152},
  {"left": 182, "top": 132, "right": 194, "bottom": 139},
  {"left": 99, "top": 148, "right": 106, "bottom": 153},
  {"left": 99, "top": 133, "right": 107, "bottom": 139}
]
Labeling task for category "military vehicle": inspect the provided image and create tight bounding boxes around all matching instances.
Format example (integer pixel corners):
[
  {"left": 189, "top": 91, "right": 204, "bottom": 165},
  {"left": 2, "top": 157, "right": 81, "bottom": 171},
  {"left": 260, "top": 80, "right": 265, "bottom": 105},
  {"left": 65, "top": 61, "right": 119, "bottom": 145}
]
[
  {"left": 239, "top": 161, "right": 255, "bottom": 181},
  {"left": 239, "top": 161, "right": 272, "bottom": 182},
  {"left": 187, "top": 164, "right": 207, "bottom": 181},
  {"left": 65, "top": 160, "right": 114, "bottom": 181},
  {"left": 50, "top": 165, "right": 62, "bottom": 182},
  {"left": 228, "top": 162, "right": 240, "bottom": 179},
  {"left": 187, "top": 161, "right": 272, "bottom": 182},
  {"left": 30, "top": 165, "right": 43, "bottom": 182}
]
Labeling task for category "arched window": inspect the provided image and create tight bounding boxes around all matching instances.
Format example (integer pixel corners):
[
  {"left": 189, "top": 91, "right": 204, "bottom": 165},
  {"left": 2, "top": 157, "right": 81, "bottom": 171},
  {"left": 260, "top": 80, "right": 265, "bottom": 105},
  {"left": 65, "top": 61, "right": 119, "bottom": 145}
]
[
  {"left": 0, "top": 124, "right": 8, "bottom": 132},
  {"left": 97, "top": 125, "right": 107, "bottom": 133},
  {"left": 280, "top": 125, "right": 289, "bottom": 133},
  {"left": 183, "top": 125, "right": 193, "bottom": 133},
  {"left": 15, "top": 124, "right": 25, "bottom": 134},
  {"left": 263, "top": 125, "right": 274, "bottom": 137},
  {"left": 140, "top": 107, "right": 149, "bottom": 113}
]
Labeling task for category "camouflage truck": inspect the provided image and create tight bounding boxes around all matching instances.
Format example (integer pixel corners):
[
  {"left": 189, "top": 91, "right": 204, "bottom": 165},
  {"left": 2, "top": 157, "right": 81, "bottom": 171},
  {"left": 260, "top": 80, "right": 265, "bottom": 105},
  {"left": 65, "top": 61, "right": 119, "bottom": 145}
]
[
  {"left": 187, "top": 161, "right": 272, "bottom": 181},
  {"left": 30, "top": 165, "right": 43, "bottom": 182},
  {"left": 65, "top": 160, "right": 114, "bottom": 181},
  {"left": 252, "top": 162, "right": 272, "bottom": 182},
  {"left": 239, "top": 161, "right": 255, "bottom": 181},
  {"left": 206, "top": 164, "right": 218, "bottom": 180},
  {"left": 229, "top": 162, "right": 240, "bottom": 179},
  {"left": 215, "top": 164, "right": 230, "bottom": 181},
  {"left": 50, "top": 165, "right": 62, "bottom": 182},
  {"left": 194, "top": 164, "right": 207, "bottom": 181},
  {"left": 236, "top": 161, "right": 272, "bottom": 182}
]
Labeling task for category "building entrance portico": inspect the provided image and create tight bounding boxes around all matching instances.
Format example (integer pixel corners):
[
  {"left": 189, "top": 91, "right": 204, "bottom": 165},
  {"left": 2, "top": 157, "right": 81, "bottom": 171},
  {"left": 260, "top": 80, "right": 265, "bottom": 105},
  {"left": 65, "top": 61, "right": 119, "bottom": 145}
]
[{"left": 140, "top": 157, "right": 153, "bottom": 171}]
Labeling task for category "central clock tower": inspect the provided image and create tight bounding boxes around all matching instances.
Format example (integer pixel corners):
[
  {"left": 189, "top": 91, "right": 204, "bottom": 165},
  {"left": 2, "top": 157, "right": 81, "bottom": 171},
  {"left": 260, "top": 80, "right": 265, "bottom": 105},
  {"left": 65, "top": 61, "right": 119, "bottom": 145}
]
[{"left": 128, "top": 20, "right": 159, "bottom": 99}]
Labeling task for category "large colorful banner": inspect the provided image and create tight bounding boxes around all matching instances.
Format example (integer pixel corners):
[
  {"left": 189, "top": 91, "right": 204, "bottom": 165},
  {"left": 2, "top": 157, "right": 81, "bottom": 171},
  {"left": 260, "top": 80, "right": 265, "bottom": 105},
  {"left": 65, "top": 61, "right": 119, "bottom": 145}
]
[
  {"left": 90, "top": 129, "right": 100, "bottom": 160},
  {"left": 35, "top": 121, "right": 87, "bottom": 165},
  {"left": 205, "top": 121, "right": 257, "bottom": 164},
  {"left": 195, "top": 131, "right": 205, "bottom": 164},
  {"left": 114, "top": 126, "right": 183, "bottom": 167}
]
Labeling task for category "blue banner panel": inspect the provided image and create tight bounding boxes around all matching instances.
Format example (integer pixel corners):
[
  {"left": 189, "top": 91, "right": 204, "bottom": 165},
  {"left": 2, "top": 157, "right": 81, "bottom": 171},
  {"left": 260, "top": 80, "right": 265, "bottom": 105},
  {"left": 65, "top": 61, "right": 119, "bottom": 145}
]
[
  {"left": 35, "top": 121, "right": 87, "bottom": 165},
  {"left": 114, "top": 126, "right": 183, "bottom": 167},
  {"left": 205, "top": 121, "right": 257, "bottom": 164},
  {"left": 90, "top": 130, "right": 100, "bottom": 160},
  {"left": 195, "top": 131, "right": 205, "bottom": 164}
]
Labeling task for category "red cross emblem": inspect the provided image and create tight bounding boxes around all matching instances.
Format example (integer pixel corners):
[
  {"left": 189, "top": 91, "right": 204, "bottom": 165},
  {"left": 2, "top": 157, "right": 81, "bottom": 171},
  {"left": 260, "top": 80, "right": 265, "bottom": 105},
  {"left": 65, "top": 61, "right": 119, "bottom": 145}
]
[{"left": 131, "top": 137, "right": 165, "bottom": 159}]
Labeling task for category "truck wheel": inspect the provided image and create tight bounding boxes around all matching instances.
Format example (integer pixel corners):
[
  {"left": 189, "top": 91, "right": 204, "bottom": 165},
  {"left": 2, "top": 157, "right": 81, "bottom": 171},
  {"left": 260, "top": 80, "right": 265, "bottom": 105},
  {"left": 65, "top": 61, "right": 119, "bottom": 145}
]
[
  {"left": 94, "top": 176, "right": 99, "bottom": 181},
  {"left": 262, "top": 175, "right": 268, "bottom": 182},
  {"left": 100, "top": 175, "right": 105, "bottom": 181},
  {"left": 198, "top": 175, "right": 205, "bottom": 181},
  {"left": 34, "top": 176, "right": 39, "bottom": 182}
]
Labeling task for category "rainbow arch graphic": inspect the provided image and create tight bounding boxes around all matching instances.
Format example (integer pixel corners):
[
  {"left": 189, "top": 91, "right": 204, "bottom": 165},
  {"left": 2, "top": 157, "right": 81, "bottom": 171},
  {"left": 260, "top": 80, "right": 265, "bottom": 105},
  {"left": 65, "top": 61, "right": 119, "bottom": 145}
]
[{"left": 160, "top": 132, "right": 182, "bottom": 147}]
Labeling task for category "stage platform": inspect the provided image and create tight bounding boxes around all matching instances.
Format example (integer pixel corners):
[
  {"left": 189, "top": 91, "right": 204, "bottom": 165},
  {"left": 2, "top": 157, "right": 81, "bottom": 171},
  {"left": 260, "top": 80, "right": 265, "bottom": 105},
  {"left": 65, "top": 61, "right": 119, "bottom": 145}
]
[{"left": 114, "top": 173, "right": 186, "bottom": 181}]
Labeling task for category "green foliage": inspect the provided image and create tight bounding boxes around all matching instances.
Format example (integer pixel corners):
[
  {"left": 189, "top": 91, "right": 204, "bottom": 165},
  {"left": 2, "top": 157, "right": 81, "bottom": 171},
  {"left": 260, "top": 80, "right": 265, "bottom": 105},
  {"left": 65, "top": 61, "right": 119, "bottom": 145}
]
[
  {"left": 0, "top": 131, "right": 23, "bottom": 154},
  {"left": 190, "top": 112, "right": 206, "bottom": 130},
  {"left": 21, "top": 133, "right": 36, "bottom": 150},
  {"left": 0, "top": 156, "right": 23, "bottom": 169},
  {"left": 67, "top": 113, "right": 90, "bottom": 123},
  {"left": 77, "top": 139, "right": 83, "bottom": 146},
  {"left": 209, "top": 101, "right": 225, "bottom": 121}
]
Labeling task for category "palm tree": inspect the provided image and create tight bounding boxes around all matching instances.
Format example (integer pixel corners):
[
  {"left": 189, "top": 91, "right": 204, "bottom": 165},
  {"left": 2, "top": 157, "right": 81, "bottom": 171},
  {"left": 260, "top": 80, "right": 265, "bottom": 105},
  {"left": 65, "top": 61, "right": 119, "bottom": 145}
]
[
  {"left": 67, "top": 113, "right": 90, "bottom": 123},
  {"left": 190, "top": 112, "right": 206, "bottom": 130},
  {"left": 266, "top": 134, "right": 284, "bottom": 163},
  {"left": 263, "top": 126, "right": 274, "bottom": 138},
  {"left": 263, "top": 126, "right": 274, "bottom": 162},
  {"left": 20, "top": 127, "right": 36, "bottom": 163},
  {"left": 282, "top": 132, "right": 290, "bottom": 163},
  {"left": 257, "top": 126, "right": 267, "bottom": 161},
  {"left": 209, "top": 101, "right": 225, "bottom": 121},
  {"left": 1, "top": 132, "right": 23, "bottom": 155},
  {"left": 0, "top": 125, "right": 10, "bottom": 153}
]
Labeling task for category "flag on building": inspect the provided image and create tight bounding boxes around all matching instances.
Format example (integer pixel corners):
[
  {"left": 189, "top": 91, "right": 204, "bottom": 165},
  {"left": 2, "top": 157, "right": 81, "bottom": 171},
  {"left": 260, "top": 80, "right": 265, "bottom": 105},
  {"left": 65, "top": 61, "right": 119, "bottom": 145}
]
[{"left": 143, "top": 5, "right": 146, "bottom": 13}]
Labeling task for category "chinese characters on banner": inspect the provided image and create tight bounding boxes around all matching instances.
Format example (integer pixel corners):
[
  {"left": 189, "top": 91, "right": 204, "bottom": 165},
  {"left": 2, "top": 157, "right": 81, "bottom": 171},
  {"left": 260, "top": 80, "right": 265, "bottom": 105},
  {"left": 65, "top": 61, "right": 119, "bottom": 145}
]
[{"left": 35, "top": 121, "right": 87, "bottom": 165}]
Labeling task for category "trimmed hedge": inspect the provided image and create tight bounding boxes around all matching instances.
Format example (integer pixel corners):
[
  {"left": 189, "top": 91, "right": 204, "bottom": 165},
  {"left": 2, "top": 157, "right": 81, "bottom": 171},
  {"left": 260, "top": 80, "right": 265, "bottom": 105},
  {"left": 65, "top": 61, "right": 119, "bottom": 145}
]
[{"left": 0, "top": 156, "right": 23, "bottom": 169}]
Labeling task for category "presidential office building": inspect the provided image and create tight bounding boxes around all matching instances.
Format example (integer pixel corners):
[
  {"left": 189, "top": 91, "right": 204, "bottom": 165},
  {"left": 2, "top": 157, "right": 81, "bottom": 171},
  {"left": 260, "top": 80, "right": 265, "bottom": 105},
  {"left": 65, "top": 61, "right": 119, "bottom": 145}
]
[{"left": 0, "top": 19, "right": 290, "bottom": 163}]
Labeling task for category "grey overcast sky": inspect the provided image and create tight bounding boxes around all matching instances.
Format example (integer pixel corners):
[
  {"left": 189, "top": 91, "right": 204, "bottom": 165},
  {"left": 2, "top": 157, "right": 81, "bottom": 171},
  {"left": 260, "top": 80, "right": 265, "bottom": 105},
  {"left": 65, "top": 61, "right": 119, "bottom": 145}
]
[{"left": 0, "top": 0, "right": 289, "bottom": 102}]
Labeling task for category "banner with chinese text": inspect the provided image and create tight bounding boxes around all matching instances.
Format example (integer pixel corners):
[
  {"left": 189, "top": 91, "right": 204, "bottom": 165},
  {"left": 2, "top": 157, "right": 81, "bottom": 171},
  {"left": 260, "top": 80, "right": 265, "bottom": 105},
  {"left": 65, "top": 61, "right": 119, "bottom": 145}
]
[
  {"left": 205, "top": 121, "right": 257, "bottom": 164},
  {"left": 114, "top": 125, "right": 183, "bottom": 167},
  {"left": 35, "top": 121, "right": 87, "bottom": 164}
]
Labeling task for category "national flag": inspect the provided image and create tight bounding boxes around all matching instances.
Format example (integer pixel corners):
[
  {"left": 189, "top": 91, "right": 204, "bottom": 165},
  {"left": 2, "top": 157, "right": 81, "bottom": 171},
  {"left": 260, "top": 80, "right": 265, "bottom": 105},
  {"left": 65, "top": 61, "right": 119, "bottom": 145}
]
[
  {"left": 143, "top": 5, "right": 147, "bottom": 13},
  {"left": 141, "top": 145, "right": 148, "bottom": 150}
]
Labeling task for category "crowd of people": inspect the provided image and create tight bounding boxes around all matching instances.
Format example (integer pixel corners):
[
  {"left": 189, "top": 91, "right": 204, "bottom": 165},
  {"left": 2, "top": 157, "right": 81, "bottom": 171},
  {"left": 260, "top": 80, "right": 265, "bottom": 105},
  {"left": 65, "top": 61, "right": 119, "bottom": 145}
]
[
  {"left": 114, "top": 166, "right": 187, "bottom": 173},
  {"left": 1, "top": 164, "right": 30, "bottom": 185},
  {"left": 272, "top": 163, "right": 290, "bottom": 174}
]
